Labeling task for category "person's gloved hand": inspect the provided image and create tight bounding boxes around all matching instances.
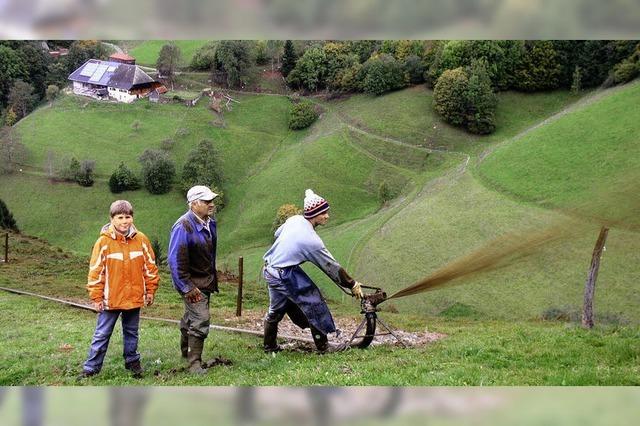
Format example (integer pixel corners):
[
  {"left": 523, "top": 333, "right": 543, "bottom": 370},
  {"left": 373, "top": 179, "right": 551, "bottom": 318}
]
[
  {"left": 185, "top": 287, "right": 203, "bottom": 303},
  {"left": 351, "top": 281, "right": 364, "bottom": 299}
]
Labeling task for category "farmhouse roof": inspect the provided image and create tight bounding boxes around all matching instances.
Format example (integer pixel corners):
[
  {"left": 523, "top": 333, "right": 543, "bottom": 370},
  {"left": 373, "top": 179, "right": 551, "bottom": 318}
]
[
  {"left": 109, "top": 52, "right": 135, "bottom": 62},
  {"left": 68, "top": 59, "right": 156, "bottom": 90}
]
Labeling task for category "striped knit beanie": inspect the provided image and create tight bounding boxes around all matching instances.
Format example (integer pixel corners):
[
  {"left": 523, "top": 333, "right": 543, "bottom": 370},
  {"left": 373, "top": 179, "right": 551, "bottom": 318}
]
[{"left": 303, "top": 189, "right": 330, "bottom": 219}]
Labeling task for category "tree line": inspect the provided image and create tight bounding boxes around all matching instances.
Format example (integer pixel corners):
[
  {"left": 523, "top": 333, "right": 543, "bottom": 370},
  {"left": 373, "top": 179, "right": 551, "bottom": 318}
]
[
  {"left": 0, "top": 40, "right": 109, "bottom": 126},
  {"left": 181, "top": 40, "right": 639, "bottom": 134}
]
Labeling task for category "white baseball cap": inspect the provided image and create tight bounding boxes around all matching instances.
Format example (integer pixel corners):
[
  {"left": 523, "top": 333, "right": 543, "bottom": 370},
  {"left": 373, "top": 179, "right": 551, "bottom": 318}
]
[{"left": 187, "top": 185, "right": 218, "bottom": 203}]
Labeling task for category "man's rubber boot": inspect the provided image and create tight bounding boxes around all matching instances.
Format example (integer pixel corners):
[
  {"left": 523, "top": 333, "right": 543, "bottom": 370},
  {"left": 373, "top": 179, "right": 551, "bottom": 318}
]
[
  {"left": 187, "top": 336, "right": 207, "bottom": 374},
  {"left": 180, "top": 329, "right": 189, "bottom": 359},
  {"left": 311, "top": 326, "right": 329, "bottom": 354},
  {"left": 263, "top": 320, "right": 282, "bottom": 353}
]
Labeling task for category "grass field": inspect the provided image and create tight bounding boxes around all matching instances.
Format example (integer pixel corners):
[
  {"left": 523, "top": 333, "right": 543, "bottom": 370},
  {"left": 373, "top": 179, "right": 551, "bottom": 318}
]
[
  {"left": 4, "top": 83, "right": 637, "bottom": 320},
  {"left": 2, "top": 77, "right": 640, "bottom": 385},
  {"left": 1, "top": 290, "right": 638, "bottom": 386},
  {"left": 126, "top": 40, "right": 212, "bottom": 67}
]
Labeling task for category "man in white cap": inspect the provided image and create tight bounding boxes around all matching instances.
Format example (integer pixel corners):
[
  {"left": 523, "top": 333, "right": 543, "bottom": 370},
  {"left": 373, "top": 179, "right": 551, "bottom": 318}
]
[
  {"left": 168, "top": 185, "right": 219, "bottom": 373},
  {"left": 262, "top": 189, "right": 364, "bottom": 353}
]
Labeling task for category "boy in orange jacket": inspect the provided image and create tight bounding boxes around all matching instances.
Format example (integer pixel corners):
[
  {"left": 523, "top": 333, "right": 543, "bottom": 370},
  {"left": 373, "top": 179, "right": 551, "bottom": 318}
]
[{"left": 79, "top": 200, "right": 159, "bottom": 379}]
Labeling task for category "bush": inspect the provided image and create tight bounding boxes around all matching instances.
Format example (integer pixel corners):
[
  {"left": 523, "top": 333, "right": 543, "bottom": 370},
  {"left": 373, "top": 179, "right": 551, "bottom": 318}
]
[
  {"left": 612, "top": 60, "right": 639, "bottom": 84},
  {"left": 139, "top": 149, "right": 175, "bottom": 194},
  {"left": 378, "top": 181, "right": 392, "bottom": 205},
  {"left": 76, "top": 160, "right": 95, "bottom": 187},
  {"left": 332, "top": 62, "right": 363, "bottom": 92},
  {"left": 361, "top": 54, "right": 408, "bottom": 95},
  {"left": 433, "top": 62, "right": 497, "bottom": 135},
  {"left": 190, "top": 42, "right": 217, "bottom": 71},
  {"left": 181, "top": 139, "right": 223, "bottom": 191},
  {"left": 0, "top": 198, "right": 19, "bottom": 231},
  {"left": 433, "top": 68, "right": 469, "bottom": 126},
  {"left": 403, "top": 55, "right": 426, "bottom": 84},
  {"left": 289, "top": 101, "right": 318, "bottom": 130},
  {"left": 59, "top": 157, "right": 81, "bottom": 182},
  {"left": 272, "top": 204, "right": 302, "bottom": 232},
  {"left": 45, "top": 85, "right": 59, "bottom": 104},
  {"left": 109, "top": 162, "right": 141, "bottom": 193},
  {"left": 160, "top": 138, "right": 175, "bottom": 151}
]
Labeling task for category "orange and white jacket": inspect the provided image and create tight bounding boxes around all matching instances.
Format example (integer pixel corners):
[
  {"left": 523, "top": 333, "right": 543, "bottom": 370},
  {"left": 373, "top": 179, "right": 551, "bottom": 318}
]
[{"left": 87, "top": 223, "right": 159, "bottom": 310}]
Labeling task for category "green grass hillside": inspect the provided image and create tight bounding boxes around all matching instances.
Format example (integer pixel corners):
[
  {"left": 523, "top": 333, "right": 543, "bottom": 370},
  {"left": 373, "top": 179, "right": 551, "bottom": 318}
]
[
  {"left": 2, "top": 83, "right": 633, "bottom": 326},
  {"left": 478, "top": 80, "right": 640, "bottom": 213},
  {"left": 350, "top": 82, "right": 640, "bottom": 322},
  {"left": 325, "top": 86, "right": 583, "bottom": 152}
]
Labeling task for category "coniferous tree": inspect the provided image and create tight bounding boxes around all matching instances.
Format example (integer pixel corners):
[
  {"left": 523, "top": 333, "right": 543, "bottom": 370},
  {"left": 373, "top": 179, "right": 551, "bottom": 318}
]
[
  {"left": 281, "top": 40, "right": 297, "bottom": 78},
  {"left": 0, "top": 198, "right": 19, "bottom": 231}
]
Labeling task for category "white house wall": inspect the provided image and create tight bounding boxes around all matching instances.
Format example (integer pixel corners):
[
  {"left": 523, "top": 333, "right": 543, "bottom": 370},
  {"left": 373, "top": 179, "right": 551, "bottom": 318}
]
[{"left": 108, "top": 87, "right": 136, "bottom": 103}]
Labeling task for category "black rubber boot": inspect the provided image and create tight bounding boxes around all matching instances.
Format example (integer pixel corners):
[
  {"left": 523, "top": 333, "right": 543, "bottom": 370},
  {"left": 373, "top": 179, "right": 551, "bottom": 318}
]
[
  {"left": 310, "top": 325, "right": 349, "bottom": 353},
  {"left": 180, "top": 329, "right": 189, "bottom": 359},
  {"left": 263, "top": 320, "right": 282, "bottom": 353},
  {"left": 187, "top": 336, "right": 207, "bottom": 374},
  {"left": 310, "top": 326, "right": 329, "bottom": 353}
]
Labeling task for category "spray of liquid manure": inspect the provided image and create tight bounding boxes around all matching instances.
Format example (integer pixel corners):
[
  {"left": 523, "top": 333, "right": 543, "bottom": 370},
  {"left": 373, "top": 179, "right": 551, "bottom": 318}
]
[{"left": 386, "top": 172, "right": 640, "bottom": 301}]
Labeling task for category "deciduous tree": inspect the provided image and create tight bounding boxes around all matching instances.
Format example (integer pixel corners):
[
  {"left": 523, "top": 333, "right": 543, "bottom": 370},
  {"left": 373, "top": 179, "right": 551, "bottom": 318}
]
[{"left": 157, "top": 43, "right": 182, "bottom": 89}]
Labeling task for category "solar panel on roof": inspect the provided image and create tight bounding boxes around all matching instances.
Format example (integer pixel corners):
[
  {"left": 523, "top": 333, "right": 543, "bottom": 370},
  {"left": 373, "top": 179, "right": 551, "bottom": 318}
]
[
  {"left": 89, "top": 64, "right": 108, "bottom": 82},
  {"left": 107, "top": 66, "right": 116, "bottom": 72},
  {"left": 80, "top": 62, "right": 98, "bottom": 77}
]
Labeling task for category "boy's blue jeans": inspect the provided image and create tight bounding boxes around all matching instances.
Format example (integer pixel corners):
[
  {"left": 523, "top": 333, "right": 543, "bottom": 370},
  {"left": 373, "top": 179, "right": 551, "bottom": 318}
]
[{"left": 83, "top": 308, "right": 141, "bottom": 373}]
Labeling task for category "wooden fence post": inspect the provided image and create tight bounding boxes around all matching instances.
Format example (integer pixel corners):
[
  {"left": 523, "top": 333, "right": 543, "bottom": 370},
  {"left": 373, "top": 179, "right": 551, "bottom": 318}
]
[
  {"left": 236, "top": 256, "right": 244, "bottom": 316},
  {"left": 582, "top": 226, "right": 609, "bottom": 329},
  {"left": 3, "top": 233, "right": 7, "bottom": 264}
]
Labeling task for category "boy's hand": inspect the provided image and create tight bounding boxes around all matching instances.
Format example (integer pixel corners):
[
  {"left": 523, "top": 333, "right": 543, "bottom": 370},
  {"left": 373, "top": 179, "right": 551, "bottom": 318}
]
[
  {"left": 93, "top": 301, "right": 104, "bottom": 312},
  {"left": 145, "top": 294, "right": 155, "bottom": 306}
]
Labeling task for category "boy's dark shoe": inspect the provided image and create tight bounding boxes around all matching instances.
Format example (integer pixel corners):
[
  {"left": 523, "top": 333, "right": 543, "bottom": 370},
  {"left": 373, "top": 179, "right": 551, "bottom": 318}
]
[
  {"left": 77, "top": 369, "right": 98, "bottom": 380},
  {"left": 125, "top": 360, "right": 144, "bottom": 378}
]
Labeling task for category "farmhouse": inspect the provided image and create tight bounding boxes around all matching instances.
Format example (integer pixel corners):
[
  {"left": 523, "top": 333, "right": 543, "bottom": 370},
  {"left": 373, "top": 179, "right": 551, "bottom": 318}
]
[{"left": 68, "top": 59, "right": 164, "bottom": 103}]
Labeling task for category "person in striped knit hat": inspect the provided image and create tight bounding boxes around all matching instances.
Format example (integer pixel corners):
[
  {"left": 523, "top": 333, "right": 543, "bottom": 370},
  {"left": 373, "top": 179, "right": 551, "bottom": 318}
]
[{"left": 262, "top": 189, "right": 364, "bottom": 353}]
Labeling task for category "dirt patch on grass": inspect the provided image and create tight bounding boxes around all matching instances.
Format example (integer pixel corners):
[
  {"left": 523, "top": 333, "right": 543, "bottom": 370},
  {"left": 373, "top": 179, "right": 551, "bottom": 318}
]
[{"left": 220, "top": 310, "right": 445, "bottom": 349}]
